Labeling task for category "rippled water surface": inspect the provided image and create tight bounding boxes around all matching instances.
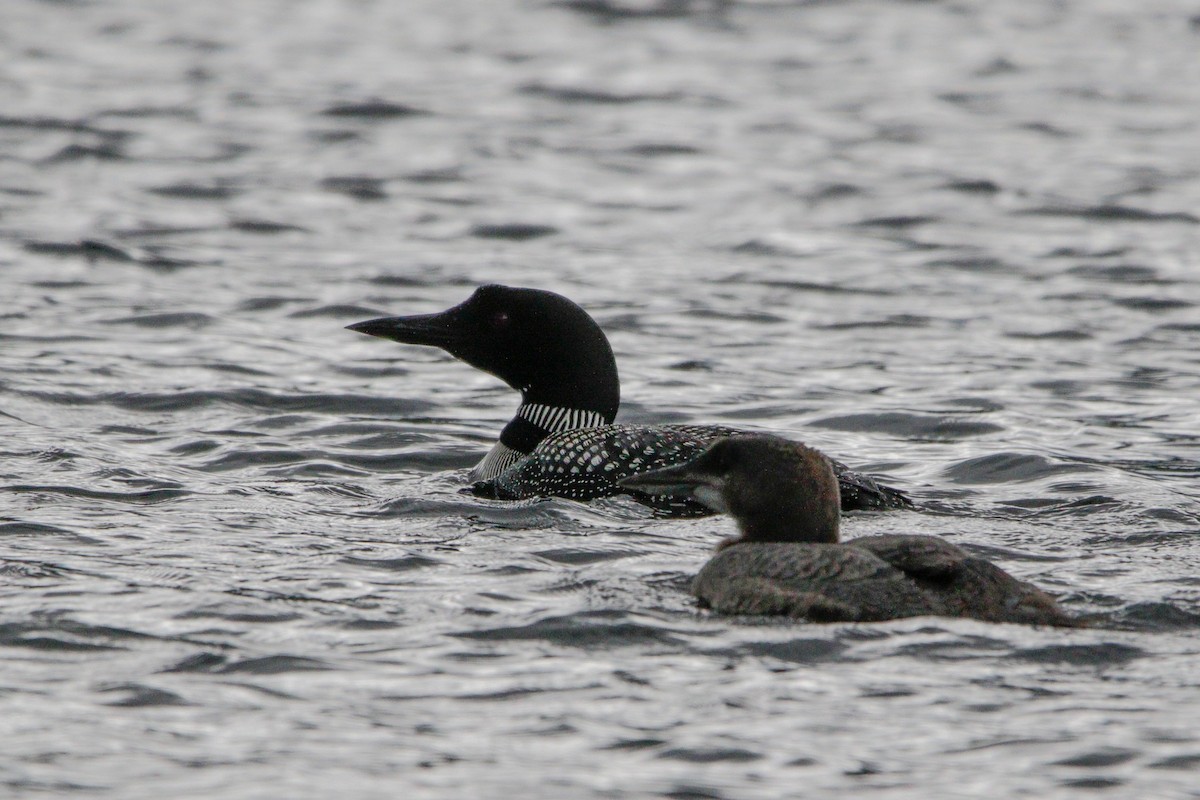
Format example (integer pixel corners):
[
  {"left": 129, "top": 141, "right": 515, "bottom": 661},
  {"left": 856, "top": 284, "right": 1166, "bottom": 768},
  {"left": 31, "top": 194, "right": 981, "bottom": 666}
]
[{"left": 4, "top": 1, "right": 1200, "bottom": 797}]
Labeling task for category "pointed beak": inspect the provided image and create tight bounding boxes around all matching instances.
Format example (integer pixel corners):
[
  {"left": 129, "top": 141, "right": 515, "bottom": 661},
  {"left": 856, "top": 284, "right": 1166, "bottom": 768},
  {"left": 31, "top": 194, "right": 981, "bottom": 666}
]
[
  {"left": 346, "top": 310, "right": 466, "bottom": 350},
  {"left": 618, "top": 461, "right": 728, "bottom": 513}
]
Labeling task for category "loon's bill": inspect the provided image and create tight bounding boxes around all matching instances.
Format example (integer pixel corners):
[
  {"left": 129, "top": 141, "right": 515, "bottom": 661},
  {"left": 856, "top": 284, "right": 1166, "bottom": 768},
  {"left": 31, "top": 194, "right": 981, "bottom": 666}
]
[{"left": 346, "top": 312, "right": 469, "bottom": 351}]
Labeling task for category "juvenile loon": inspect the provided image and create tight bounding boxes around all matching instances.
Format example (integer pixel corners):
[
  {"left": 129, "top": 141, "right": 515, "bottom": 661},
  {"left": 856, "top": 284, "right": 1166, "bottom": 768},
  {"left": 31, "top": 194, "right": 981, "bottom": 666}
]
[
  {"left": 347, "top": 284, "right": 911, "bottom": 514},
  {"left": 620, "top": 435, "right": 1080, "bottom": 626}
]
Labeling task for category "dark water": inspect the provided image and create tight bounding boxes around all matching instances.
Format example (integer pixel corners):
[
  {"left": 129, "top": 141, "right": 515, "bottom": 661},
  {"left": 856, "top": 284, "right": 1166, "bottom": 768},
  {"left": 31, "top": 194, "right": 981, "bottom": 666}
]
[{"left": 4, "top": 0, "right": 1200, "bottom": 797}]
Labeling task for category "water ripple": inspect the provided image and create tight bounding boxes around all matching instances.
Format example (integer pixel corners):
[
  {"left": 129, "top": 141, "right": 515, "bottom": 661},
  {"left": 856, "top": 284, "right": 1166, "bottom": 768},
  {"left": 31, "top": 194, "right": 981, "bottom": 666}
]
[
  {"left": 453, "top": 611, "right": 691, "bottom": 648},
  {"left": 3, "top": 1, "right": 1200, "bottom": 797}
]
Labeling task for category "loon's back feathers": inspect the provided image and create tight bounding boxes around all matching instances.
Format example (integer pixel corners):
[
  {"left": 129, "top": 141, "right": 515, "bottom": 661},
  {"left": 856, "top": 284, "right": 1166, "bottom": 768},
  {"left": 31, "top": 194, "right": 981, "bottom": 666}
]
[
  {"left": 471, "top": 423, "right": 744, "bottom": 515},
  {"left": 692, "top": 534, "right": 1078, "bottom": 626},
  {"left": 348, "top": 284, "right": 913, "bottom": 515},
  {"left": 472, "top": 423, "right": 912, "bottom": 513},
  {"left": 690, "top": 539, "right": 1077, "bottom": 625}
]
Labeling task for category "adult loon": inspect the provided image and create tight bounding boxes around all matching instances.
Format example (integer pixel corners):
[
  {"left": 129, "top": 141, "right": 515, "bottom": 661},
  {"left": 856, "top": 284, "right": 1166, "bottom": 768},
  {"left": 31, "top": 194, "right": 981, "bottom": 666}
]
[
  {"left": 620, "top": 435, "right": 1079, "bottom": 626},
  {"left": 347, "top": 284, "right": 911, "bottom": 514}
]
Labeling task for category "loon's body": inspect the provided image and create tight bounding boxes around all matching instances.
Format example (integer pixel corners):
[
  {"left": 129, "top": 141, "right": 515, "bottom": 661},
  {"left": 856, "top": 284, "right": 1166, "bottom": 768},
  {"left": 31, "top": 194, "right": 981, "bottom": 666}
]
[
  {"left": 348, "top": 285, "right": 911, "bottom": 515},
  {"left": 620, "top": 435, "right": 1079, "bottom": 626},
  {"left": 482, "top": 423, "right": 742, "bottom": 515}
]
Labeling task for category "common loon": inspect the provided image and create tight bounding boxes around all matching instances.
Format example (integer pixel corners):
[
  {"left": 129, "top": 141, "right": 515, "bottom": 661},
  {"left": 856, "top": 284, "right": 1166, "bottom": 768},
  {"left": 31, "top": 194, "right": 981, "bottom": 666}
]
[
  {"left": 347, "top": 284, "right": 911, "bottom": 514},
  {"left": 620, "top": 435, "right": 1079, "bottom": 626}
]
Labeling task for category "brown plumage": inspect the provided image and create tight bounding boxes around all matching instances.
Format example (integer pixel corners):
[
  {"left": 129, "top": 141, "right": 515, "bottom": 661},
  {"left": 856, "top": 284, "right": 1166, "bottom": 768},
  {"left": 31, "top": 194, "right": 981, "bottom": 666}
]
[{"left": 620, "top": 435, "right": 1080, "bottom": 627}]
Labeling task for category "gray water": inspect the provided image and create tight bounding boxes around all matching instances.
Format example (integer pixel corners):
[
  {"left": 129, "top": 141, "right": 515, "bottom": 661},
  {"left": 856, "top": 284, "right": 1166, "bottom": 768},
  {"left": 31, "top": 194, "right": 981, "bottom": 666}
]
[{"left": 3, "top": 0, "right": 1200, "bottom": 797}]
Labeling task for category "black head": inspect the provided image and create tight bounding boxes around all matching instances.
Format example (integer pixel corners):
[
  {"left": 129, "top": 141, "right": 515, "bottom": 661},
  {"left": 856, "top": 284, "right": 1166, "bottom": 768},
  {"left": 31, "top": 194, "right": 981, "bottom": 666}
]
[
  {"left": 619, "top": 435, "right": 841, "bottom": 545},
  {"left": 347, "top": 284, "right": 620, "bottom": 418}
]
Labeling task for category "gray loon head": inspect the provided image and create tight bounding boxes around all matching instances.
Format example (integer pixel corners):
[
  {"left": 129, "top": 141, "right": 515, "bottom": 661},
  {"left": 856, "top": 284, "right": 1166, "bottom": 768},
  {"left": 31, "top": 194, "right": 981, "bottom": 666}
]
[
  {"left": 348, "top": 285, "right": 621, "bottom": 452},
  {"left": 619, "top": 435, "right": 842, "bottom": 545}
]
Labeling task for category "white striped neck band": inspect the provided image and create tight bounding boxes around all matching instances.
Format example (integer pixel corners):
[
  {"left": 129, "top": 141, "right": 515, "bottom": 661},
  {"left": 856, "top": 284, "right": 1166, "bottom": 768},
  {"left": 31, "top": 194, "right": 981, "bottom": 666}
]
[
  {"left": 469, "top": 441, "right": 524, "bottom": 483},
  {"left": 517, "top": 403, "right": 607, "bottom": 433}
]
